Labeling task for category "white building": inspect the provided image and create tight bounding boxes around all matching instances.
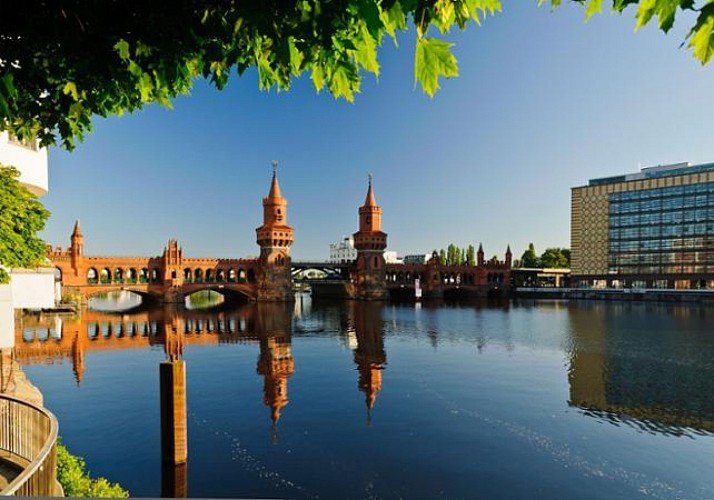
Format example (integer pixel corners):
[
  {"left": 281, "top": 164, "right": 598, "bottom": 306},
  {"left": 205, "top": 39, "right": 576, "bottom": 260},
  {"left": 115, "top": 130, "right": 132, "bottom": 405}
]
[
  {"left": 384, "top": 251, "right": 403, "bottom": 264},
  {"left": 0, "top": 132, "right": 55, "bottom": 346},
  {"left": 329, "top": 236, "right": 358, "bottom": 263},
  {"left": 329, "top": 236, "right": 402, "bottom": 264}
]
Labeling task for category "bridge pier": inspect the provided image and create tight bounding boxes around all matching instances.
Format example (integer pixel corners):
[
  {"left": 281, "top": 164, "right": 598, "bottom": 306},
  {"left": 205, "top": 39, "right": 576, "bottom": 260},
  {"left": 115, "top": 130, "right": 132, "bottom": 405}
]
[{"left": 162, "top": 287, "right": 185, "bottom": 304}]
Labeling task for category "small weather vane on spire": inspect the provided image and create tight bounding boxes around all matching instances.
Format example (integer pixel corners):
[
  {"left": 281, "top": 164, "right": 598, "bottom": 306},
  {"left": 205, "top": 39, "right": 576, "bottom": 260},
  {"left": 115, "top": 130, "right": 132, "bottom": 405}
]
[
  {"left": 368, "top": 172, "right": 373, "bottom": 186},
  {"left": 272, "top": 160, "right": 278, "bottom": 175}
]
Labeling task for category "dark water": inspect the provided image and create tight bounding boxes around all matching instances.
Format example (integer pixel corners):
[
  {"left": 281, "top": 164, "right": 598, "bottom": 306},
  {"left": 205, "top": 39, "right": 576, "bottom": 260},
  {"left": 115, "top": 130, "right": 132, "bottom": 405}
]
[{"left": 15, "top": 296, "right": 714, "bottom": 499}]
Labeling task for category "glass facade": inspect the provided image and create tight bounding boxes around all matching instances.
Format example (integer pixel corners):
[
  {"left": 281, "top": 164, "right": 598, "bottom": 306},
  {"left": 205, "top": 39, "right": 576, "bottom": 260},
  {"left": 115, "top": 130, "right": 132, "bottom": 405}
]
[{"left": 608, "top": 182, "right": 714, "bottom": 277}]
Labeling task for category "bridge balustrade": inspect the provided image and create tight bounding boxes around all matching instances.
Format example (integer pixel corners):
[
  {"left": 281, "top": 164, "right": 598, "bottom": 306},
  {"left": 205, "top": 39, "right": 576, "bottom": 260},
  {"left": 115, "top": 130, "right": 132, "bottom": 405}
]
[{"left": 0, "top": 395, "right": 61, "bottom": 497}]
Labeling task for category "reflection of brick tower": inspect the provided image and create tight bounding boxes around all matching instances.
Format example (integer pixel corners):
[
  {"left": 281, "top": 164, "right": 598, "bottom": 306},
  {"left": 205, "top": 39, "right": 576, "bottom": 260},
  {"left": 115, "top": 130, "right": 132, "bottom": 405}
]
[
  {"left": 71, "top": 333, "right": 85, "bottom": 386},
  {"left": 257, "top": 336, "right": 294, "bottom": 424},
  {"left": 352, "top": 302, "right": 386, "bottom": 413},
  {"left": 352, "top": 175, "right": 389, "bottom": 300},
  {"left": 255, "top": 302, "right": 294, "bottom": 427},
  {"left": 256, "top": 162, "right": 294, "bottom": 301},
  {"left": 163, "top": 316, "right": 184, "bottom": 362},
  {"left": 70, "top": 219, "right": 84, "bottom": 277}
]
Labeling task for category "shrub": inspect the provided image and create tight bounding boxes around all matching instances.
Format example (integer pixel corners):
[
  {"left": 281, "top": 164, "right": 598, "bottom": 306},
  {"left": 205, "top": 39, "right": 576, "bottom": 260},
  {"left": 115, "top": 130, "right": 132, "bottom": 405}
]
[{"left": 56, "top": 441, "right": 129, "bottom": 498}]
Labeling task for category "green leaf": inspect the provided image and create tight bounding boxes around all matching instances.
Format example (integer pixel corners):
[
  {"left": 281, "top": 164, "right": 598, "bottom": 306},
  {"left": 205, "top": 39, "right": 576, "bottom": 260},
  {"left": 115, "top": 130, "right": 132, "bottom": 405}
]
[
  {"left": 288, "top": 38, "right": 304, "bottom": 75},
  {"left": 585, "top": 0, "right": 604, "bottom": 20},
  {"left": 464, "top": 0, "right": 502, "bottom": 24},
  {"left": 414, "top": 37, "right": 459, "bottom": 96},
  {"left": 114, "top": 39, "right": 130, "bottom": 60},
  {"left": 328, "top": 62, "right": 360, "bottom": 101},
  {"left": 311, "top": 65, "right": 326, "bottom": 91},
  {"left": 687, "top": 2, "right": 714, "bottom": 64},
  {"left": 63, "top": 82, "right": 79, "bottom": 100},
  {"left": 379, "top": 1, "right": 407, "bottom": 41},
  {"left": 354, "top": 23, "right": 380, "bottom": 75}
]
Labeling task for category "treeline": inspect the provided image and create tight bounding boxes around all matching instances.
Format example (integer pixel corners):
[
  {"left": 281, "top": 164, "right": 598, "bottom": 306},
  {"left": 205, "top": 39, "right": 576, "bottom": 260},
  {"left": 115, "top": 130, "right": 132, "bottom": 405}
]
[
  {"left": 519, "top": 243, "right": 570, "bottom": 269},
  {"left": 437, "top": 244, "right": 476, "bottom": 266}
]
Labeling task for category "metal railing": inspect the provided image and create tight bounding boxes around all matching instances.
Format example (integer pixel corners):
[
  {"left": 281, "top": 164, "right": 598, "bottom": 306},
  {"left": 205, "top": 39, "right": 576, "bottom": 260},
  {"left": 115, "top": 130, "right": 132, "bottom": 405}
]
[{"left": 0, "top": 395, "right": 61, "bottom": 497}]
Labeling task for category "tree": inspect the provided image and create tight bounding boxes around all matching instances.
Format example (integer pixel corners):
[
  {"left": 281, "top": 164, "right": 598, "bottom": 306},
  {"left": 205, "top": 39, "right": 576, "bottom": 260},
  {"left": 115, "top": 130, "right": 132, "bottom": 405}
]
[
  {"left": 439, "top": 248, "right": 447, "bottom": 265},
  {"left": 0, "top": 166, "right": 51, "bottom": 283},
  {"left": 466, "top": 244, "right": 476, "bottom": 266},
  {"left": 540, "top": 247, "right": 570, "bottom": 268},
  {"left": 520, "top": 243, "right": 540, "bottom": 268},
  {"left": 1, "top": 1, "right": 713, "bottom": 150}
]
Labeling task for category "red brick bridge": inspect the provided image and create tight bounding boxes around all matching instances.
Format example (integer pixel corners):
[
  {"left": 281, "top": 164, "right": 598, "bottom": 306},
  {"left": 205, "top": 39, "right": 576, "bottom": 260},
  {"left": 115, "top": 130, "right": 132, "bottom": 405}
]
[{"left": 48, "top": 169, "right": 511, "bottom": 303}]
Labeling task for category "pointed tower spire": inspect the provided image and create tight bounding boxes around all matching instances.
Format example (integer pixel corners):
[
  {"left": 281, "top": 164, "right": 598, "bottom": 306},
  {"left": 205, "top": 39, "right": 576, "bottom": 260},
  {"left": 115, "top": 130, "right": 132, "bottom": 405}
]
[
  {"left": 267, "top": 160, "right": 282, "bottom": 199},
  {"left": 72, "top": 219, "right": 82, "bottom": 236},
  {"left": 364, "top": 173, "right": 377, "bottom": 207}
]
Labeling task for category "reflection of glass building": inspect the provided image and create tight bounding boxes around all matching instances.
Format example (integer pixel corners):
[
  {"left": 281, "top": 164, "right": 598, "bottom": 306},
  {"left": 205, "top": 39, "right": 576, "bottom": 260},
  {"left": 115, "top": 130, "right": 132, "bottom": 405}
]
[
  {"left": 567, "top": 304, "right": 714, "bottom": 434},
  {"left": 572, "top": 162, "right": 714, "bottom": 289}
]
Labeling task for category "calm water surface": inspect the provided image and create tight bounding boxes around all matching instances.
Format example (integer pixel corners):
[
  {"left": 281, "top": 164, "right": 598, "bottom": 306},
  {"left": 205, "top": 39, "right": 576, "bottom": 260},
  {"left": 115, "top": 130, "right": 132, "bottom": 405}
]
[{"left": 16, "top": 296, "right": 714, "bottom": 499}]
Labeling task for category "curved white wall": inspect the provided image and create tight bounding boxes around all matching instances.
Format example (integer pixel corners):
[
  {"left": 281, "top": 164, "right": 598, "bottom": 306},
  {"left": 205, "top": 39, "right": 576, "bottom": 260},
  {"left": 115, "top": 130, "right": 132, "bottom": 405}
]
[{"left": 0, "top": 132, "right": 48, "bottom": 196}]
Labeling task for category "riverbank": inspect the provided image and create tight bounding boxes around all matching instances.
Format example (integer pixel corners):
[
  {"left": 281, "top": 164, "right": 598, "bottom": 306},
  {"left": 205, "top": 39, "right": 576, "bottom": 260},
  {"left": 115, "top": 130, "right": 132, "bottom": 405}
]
[{"left": 514, "top": 287, "right": 714, "bottom": 303}]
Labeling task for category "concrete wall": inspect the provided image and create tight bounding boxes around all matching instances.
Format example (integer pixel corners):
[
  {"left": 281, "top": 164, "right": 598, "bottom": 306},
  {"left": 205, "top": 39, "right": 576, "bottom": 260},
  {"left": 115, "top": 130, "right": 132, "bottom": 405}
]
[
  {"left": 0, "top": 284, "right": 14, "bottom": 348},
  {"left": 0, "top": 132, "right": 49, "bottom": 196},
  {"left": 9, "top": 268, "right": 56, "bottom": 309}
]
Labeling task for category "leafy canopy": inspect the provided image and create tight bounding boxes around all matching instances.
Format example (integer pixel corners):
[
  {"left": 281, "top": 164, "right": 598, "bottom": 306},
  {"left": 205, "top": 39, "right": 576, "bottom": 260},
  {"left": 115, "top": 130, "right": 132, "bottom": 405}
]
[
  {"left": 0, "top": 165, "right": 51, "bottom": 283},
  {"left": 540, "top": 247, "right": 570, "bottom": 268},
  {"left": 520, "top": 243, "right": 540, "bottom": 268},
  {"left": 1, "top": 1, "right": 712, "bottom": 150}
]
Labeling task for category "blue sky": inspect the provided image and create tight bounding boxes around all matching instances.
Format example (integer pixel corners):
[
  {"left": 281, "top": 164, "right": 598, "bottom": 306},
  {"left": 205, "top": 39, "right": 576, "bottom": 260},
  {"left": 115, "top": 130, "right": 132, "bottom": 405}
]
[{"left": 40, "top": 2, "right": 714, "bottom": 261}]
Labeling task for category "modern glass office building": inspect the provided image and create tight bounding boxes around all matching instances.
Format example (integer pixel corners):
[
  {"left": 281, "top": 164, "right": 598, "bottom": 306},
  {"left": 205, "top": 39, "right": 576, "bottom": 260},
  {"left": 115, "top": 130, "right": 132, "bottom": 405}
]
[{"left": 571, "top": 161, "right": 714, "bottom": 289}]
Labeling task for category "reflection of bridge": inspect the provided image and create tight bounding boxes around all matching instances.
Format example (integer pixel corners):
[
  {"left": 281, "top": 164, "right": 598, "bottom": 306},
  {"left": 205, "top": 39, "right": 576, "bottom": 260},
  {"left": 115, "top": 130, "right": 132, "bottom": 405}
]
[
  {"left": 16, "top": 300, "right": 389, "bottom": 423},
  {"left": 49, "top": 170, "right": 512, "bottom": 304}
]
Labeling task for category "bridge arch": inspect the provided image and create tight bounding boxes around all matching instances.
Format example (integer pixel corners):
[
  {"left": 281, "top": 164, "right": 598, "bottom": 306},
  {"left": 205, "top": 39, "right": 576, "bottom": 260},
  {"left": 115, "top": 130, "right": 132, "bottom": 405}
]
[
  {"left": 114, "top": 268, "right": 124, "bottom": 283},
  {"left": 87, "top": 267, "right": 98, "bottom": 284},
  {"left": 184, "top": 286, "right": 253, "bottom": 306},
  {"left": 194, "top": 269, "right": 203, "bottom": 283},
  {"left": 127, "top": 268, "right": 138, "bottom": 283}
]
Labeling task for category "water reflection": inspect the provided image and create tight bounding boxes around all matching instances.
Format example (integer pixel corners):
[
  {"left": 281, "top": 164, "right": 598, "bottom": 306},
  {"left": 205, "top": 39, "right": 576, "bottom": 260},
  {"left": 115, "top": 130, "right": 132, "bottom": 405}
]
[
  {"left": 350, "top": 302, "right": 386, "bottom": 417},
  {"left": 566, "top": 301, "right": 714, "bottom": 436},
  {"left": 14, "top": 299, "right": 714, "bottom": 442}
]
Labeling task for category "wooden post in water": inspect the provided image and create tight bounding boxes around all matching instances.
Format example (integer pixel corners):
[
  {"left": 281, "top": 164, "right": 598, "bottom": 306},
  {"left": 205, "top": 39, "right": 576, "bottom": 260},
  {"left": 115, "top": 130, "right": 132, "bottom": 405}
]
[
  {"left": 161, "top": 461, "right": 187, "bottom": 498},
  {"left": 160, "top": 360, "right": 187, "bottom": 464}
]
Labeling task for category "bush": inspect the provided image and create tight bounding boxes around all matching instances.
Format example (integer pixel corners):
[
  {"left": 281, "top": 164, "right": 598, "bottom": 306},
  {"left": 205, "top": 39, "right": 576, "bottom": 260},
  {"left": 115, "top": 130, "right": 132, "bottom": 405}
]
[{"left": 56, "top": 441, "right": 129, "bottom": 498}]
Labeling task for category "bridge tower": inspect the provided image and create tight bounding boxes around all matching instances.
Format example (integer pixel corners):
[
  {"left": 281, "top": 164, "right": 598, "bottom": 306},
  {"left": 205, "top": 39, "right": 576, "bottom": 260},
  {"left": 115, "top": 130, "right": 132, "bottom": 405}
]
[
  {"left": 352, "top": 175, "right": 389, "bottom": 300},
  {"left": 70, "top": 220, "right": 84, "bottom": 277},
  {"left": 256, "top": 162, "right": 294, "bottom": 301},
  {"left": 477, "top": 243, "right": 484, "bottom": 267},
  {"left": 505, "top": 245, "right": 512, "bottom": 268}
]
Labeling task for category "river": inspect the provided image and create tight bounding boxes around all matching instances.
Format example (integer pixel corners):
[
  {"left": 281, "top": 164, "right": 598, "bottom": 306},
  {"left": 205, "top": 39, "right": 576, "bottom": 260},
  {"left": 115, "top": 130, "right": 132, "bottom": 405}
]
[{"left": 14, "top": 294, "right": 714, "bottom": 498}]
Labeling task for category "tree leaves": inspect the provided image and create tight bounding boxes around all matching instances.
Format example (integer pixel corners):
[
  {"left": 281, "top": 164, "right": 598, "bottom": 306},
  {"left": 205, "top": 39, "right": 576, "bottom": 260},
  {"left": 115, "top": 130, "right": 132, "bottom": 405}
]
[
  {"left": 687, "top": 1, "right": 714, "bottom": 64},
  {"left": 415, "top": 37, "right": 459, "bottom": 96},
  {"left": 0, "top": 166, "right": 50, "bottom": 283},
  {"left": 0, "top": 1, "right": 712, "bottom": 151}
]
